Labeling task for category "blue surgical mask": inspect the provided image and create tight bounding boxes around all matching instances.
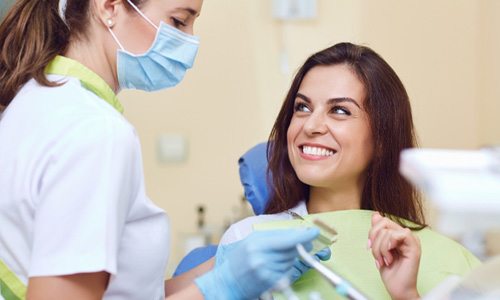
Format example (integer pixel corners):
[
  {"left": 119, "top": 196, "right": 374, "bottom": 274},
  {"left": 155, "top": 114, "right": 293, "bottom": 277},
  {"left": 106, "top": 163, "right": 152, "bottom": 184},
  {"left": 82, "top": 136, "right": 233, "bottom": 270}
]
[{"left": 108, "top": 1, "right": 199, "bottom": 91}]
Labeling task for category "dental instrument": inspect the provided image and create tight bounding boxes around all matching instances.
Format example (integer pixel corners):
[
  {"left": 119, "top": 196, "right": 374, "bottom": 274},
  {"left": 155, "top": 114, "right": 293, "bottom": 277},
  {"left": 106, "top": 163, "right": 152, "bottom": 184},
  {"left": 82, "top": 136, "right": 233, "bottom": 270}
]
[
  {"left": 287, "top": 211, "right": 338, "bottom": 252},
  {"left": 296, "top": 243, "right": 369, "bottom": 300}
]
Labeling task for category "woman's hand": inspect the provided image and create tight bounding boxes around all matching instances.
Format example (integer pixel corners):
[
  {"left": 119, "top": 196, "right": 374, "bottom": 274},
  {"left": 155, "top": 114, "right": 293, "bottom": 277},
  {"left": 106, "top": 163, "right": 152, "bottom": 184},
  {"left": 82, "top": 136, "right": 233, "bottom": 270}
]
[{"left": 368, "top": 212, "right": 421, "bottom": 300}]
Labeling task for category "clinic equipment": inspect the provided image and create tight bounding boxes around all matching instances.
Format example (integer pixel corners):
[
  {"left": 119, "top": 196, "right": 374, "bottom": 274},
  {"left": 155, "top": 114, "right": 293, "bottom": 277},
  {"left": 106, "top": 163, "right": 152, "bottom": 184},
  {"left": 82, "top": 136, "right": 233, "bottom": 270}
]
[
  {"left": 296, "top": 244, "right": 368, "bottom": 300},
  {"left": 288, "top": 211, "right": 338, "bottom": 252},
  {"left": 400, "top": 147, "right": 500, "bottom": 237},
  {"left": 238, "top": 142, "right": 270, "bottom": 215},
  {"left": 286, "top": 211, "right": 368, "bottom": 300},
  {"left": 400, "top": 147, "right": 500, "bottom": 299},
  {"left": 264, "top": 278, "right": 300, "bottom": 300},
  {"left": 447, "top": 255, "right": 500, "bottom": 299},
  {"left": 422, "top": 253, "right": 500, "bottom": 299}
]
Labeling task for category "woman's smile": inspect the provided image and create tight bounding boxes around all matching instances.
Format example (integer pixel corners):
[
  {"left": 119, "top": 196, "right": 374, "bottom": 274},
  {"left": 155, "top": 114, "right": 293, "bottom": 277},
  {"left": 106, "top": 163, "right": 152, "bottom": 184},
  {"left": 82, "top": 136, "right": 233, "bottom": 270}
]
[{"left": 299, "top": 143, "right": 337, "bottom": 160}]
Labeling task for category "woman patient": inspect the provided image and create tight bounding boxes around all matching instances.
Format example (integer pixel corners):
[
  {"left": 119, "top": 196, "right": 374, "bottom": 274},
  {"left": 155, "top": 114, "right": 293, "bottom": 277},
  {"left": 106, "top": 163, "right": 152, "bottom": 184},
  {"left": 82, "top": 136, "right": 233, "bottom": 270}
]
[{"left": 220, "top": 42, "right": 479, "bottom": 299}]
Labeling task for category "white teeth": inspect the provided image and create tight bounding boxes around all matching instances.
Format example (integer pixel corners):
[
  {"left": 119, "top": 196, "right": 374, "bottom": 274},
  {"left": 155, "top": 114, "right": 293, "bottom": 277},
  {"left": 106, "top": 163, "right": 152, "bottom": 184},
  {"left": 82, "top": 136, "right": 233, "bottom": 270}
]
[{"left": 302, "top": 146, "right": 335, "bottom": 157}]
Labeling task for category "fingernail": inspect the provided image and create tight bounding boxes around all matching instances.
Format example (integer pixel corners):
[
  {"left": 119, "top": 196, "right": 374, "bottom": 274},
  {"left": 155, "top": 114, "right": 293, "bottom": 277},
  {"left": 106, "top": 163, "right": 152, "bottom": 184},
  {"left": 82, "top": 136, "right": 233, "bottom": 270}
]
[
  {"left": 375, "top": 260, "right": 380, "bottom": 269},
  {"left": 383, "top": 257, "right": 389, "bottom": 266},
  {"left": 388, "top": 241, "right": 391, "bottom": 249},
  {"left": 367, "top": 239, "right": 372, "bottom": 249}
]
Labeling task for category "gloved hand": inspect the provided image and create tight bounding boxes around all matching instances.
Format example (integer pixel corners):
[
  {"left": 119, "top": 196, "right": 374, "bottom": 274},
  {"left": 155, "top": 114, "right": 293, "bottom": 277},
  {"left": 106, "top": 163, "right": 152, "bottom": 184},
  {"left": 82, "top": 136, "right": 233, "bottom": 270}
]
[
  {"left": 288, "top": 247, "right": 331, "bottom": 282},
  {"left": 213, "top": 238, "right": 331, "bottom": 284},
  {"left": 195, "top": 228, "right": 319, "bottom": 300}
]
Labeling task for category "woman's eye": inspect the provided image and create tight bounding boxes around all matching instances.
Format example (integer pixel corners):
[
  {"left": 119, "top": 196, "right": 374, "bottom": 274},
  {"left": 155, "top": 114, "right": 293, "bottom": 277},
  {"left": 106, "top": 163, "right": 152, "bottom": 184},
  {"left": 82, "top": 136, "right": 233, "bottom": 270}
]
[
  {"left": 332, "top": 106, "right": 351, "bottom": 116},
  {"left": 294, "top": 103, "right": 311, "bottom": 113},
  {"left": 171, "top": 17, "right": 186, "bottom": 28}
]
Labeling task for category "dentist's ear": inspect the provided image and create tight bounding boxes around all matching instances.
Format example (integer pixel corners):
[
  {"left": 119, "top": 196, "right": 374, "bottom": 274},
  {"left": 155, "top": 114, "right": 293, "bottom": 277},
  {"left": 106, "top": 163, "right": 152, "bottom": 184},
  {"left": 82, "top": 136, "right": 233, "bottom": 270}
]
[{"left": 91, "top": 0, "right": 124, "bottom": 28}]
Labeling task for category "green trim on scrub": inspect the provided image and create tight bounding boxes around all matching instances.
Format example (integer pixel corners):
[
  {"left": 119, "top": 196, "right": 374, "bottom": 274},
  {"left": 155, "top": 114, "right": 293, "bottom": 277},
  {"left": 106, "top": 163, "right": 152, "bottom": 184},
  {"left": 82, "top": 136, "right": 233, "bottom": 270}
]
[
  {"left": 45, "top": 55, "right": 124, "bottom": 113},
  {"left": 0, "top": 260, "right": 26, "bottom": 300}
]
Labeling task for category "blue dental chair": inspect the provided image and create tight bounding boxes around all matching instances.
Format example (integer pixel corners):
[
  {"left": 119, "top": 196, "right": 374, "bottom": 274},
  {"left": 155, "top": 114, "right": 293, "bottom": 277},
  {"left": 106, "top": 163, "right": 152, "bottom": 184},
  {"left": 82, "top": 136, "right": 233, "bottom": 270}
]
[{"left": 173, "top": 142, "right": 270, "bottom": 276}]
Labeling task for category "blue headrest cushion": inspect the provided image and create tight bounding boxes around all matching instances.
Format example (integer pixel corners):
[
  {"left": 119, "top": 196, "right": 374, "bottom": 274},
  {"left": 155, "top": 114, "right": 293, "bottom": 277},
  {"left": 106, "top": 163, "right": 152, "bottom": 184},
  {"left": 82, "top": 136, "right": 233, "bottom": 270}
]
[{"left": 238, "top": 142, "right": 271, "bottom": 215}]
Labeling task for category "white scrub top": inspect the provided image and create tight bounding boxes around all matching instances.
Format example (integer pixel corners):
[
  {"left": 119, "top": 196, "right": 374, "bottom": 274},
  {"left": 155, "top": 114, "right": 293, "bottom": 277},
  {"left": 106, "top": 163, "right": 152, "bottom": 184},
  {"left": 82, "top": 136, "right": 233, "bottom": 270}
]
[{"left": 0, "top": 56, "right": 169, "bottom": 300}]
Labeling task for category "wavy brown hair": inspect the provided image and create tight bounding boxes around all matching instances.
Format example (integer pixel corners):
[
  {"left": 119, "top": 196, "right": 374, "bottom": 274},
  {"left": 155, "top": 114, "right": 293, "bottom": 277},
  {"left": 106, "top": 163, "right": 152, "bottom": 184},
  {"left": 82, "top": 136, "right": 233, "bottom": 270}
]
[
  {"left": 0, "top": 0, "right": 145, "bottom": 111},
  {"left": 265, "top": 42, "right": 425, "bottom": 227}
]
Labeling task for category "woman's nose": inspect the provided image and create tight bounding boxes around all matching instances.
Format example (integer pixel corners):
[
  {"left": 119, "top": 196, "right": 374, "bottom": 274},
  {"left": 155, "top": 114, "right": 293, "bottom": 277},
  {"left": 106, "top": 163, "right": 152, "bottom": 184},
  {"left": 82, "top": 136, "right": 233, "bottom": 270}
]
[{"left": 303, "top": 112, "right": 328, "bottom": 136}]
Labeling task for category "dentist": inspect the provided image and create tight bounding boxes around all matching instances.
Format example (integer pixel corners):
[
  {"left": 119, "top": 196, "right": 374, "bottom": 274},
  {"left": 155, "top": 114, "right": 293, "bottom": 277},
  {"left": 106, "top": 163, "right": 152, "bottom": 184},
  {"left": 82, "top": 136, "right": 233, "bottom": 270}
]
[{"left": 0, "top": 1, "right": 323, "bottom": 299}]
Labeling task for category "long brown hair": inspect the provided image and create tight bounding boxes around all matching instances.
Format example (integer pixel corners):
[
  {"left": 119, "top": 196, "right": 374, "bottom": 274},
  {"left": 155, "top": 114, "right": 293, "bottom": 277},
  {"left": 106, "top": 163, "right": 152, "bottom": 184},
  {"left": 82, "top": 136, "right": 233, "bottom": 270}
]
[
  {"left": 266, "top": 42, "right": 425, "bottom": 227},
  {"left": 0, "top": 0, "right": 144, "bottom": 111}
]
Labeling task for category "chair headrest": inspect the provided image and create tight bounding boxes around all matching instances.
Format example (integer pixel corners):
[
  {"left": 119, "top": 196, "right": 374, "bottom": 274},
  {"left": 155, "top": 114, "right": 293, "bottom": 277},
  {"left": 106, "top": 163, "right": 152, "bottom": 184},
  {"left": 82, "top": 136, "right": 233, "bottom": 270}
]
[{"left": 238, "top": 142, "right": 271, "bottom": 215}]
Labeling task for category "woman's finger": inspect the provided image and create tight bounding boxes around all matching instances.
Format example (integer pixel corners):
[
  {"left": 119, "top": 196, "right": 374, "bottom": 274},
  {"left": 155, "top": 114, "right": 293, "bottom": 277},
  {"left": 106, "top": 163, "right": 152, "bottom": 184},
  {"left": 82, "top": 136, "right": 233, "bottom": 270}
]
[
  {"left": 388, "top": 228, "right": 421, "bottom": 258},
  {"left": 371, "top": 211, "right": 383, "bottom": 225},
  {"left": 371, "top": 228, "right": 391, "bottom": 269},
  {"left": 379, "top": 230, "right": 395, "bottom": 266},
  {"left": 368, "top": 214, "right": 402, "bottom": 246}
]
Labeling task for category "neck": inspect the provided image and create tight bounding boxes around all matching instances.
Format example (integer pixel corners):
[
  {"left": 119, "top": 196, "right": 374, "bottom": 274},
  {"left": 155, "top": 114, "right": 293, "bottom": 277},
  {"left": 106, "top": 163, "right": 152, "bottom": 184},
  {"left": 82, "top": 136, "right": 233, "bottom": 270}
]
[
  {"left": 64, "top": 30, "right": 118, "bottom": 92},
  {"left": 307, "top": 181, "right": 364, "bottom": 214}
]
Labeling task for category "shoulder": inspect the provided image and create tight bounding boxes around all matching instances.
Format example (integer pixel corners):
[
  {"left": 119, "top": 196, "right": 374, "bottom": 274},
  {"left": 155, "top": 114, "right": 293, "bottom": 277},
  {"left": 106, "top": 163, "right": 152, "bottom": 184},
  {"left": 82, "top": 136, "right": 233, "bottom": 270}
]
[
  {"left": 416, "top": 227, "right": 481, "bottom": 271},
  {"left": 219, "top": 214, "right": 289, "bottom": 245},
  {"left": 10, "top": 77, "right": 136, "bottom": 145},
  {"left": 14, "top": 76, "right": 128, "bottom": 126},
  {"left": 2, "top": 78, "right": 140, "bottom": 188}
]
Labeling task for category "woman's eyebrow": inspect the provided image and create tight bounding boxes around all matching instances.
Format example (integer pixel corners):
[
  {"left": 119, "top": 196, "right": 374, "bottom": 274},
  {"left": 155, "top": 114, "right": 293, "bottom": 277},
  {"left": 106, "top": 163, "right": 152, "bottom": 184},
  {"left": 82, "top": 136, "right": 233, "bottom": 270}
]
[
  {"left": 327, "top": 97, "right": 361, "bottom": 108},
  {"left": 296, "top": 93, "right": 361, "bottom": 108},
  {"left": 296, "top": 93, "right": 311, "bottom": 103}
]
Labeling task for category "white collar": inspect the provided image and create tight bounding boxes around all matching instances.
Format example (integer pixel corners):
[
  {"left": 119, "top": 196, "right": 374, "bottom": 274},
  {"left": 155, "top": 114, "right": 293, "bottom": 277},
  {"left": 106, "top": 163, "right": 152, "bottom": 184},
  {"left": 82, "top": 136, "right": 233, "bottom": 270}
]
[{"left": 288, "top": 200, "right": 308, "bottom": 216}]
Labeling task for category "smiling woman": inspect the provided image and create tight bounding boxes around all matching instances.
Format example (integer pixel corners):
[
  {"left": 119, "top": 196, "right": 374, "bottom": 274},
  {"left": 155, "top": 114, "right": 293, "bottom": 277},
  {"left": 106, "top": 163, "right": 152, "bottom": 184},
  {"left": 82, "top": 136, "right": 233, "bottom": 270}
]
[
  {"left": 219, "top": 42, "right": 480, "bottom": 300},
  {"left": 286, "top": 64, "right": 373, "bottom": 212},
  {"left": 267, "top": 42, "right": 420, "bottom": 222}
]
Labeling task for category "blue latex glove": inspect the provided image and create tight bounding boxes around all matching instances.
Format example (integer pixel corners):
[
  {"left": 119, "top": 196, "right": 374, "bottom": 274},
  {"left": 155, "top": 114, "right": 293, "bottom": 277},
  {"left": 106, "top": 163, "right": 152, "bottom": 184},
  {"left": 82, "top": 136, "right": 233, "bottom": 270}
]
[
  {"left": 195, "top": 228, "right": 319, "bottom": 300},
  {"left": 288, "top": 247, "right": 332, "bottom": 282},
  {"left": 215, "top": 242, "right": 331, "bottom": 283}
]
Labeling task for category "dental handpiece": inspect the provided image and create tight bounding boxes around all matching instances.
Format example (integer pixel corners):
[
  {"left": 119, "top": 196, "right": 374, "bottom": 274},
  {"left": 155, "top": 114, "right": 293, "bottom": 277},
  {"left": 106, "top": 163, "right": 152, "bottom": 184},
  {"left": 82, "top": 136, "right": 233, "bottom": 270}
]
[{"left": 296, "top": 244, "right": 369, "bottom": 300}]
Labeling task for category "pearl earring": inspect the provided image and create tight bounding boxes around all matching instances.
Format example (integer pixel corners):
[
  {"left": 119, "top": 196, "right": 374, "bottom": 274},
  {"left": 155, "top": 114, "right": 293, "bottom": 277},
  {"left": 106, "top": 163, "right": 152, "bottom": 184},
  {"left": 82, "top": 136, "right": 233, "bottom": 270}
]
[{"left": 107, "top": 19, "right": 113, "bottom": 27}]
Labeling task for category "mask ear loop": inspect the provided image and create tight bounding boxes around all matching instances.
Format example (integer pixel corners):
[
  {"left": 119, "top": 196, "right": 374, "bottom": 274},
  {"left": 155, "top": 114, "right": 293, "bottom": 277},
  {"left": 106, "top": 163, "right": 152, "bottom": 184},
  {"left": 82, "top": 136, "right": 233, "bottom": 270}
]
[
  {"left": 106, "top": 20, "right": 126, "bottom": 51},
  {"left": 125, "top": 0, "right": 159, "bottom": 30}
]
